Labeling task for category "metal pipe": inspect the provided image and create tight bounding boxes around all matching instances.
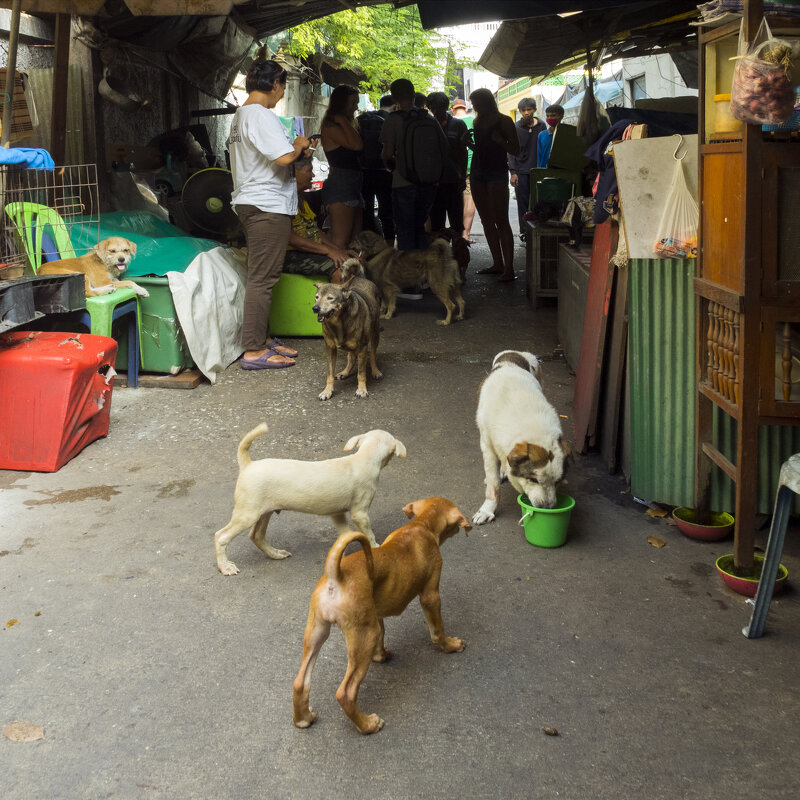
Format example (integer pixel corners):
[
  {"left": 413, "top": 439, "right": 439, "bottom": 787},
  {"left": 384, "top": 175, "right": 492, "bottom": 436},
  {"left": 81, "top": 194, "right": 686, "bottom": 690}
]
[{"left": 2, "top": 0, "right": 23, "bottom": 149}]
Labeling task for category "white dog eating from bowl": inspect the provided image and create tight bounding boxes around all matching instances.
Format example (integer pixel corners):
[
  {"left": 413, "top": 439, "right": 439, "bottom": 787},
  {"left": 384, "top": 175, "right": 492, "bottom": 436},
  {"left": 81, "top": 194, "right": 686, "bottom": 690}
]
[{"left": 472, "top": 350, "right": 570, "bottom": 525}]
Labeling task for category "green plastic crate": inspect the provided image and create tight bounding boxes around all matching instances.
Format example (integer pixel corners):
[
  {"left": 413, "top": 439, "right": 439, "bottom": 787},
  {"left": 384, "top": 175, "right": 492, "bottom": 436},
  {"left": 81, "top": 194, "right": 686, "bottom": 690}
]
[
  {"left": 269, "top": 273, "right": 326, "bottom": 337},
  {"left": 116, "top": 275, "right": 194, "bottom": 373}
]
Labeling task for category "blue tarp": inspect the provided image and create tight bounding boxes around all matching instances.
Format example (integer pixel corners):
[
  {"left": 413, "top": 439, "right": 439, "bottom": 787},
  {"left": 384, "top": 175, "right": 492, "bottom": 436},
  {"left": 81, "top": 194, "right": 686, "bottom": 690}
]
[
  {"left": 563, "top": 81, "right": 624, "bottom": 110},
  {"left": 0, "top": 147, "right": 54, "bottom": 171}
]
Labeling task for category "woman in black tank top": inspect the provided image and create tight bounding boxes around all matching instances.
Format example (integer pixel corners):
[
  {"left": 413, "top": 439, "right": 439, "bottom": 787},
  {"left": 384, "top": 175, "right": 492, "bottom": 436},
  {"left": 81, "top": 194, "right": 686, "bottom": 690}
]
[
  {"left": 469, "top": 88, "right": 520, "bottom": 282},
  {"left": 320, "top": 85, "right": 365, "bottom": 250}
]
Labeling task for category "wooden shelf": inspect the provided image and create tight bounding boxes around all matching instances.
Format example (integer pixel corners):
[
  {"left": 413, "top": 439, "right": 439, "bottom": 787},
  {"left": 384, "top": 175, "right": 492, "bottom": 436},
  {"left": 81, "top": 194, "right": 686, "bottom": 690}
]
[
  {"left": 698, "top": 18, "right": 742, "bottom": 44},
  {"left": 701, "top": 140, "right": 743, "bottom": 154}
]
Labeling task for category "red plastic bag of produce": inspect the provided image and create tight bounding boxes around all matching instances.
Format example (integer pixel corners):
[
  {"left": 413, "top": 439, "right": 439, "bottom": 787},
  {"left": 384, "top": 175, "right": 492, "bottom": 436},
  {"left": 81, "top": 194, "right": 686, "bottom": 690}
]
[
  {"left": 653, "top": 137, "right": 698, "bottom": 259},
  {"left": 730, "top": 18, "right": 797, "bottom": 126}
]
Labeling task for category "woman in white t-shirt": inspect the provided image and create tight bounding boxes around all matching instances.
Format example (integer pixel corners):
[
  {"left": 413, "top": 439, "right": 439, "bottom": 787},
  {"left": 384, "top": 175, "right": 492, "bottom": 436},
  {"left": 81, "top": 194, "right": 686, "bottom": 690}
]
[{"left": 229, "top": 60, "right": 309, "bottom": 370}]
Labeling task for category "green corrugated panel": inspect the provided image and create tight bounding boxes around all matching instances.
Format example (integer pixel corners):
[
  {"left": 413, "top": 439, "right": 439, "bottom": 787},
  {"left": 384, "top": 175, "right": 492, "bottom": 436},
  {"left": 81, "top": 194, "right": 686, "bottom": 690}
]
[
  {"left": 710, "top": 411, "right": 800, "bottom": 515},
  {"left": 628, "top": 258, "right": 697, "bottom": 507},
  {"left": 628, "top": 257, "right": 800, "bottom": 513}
]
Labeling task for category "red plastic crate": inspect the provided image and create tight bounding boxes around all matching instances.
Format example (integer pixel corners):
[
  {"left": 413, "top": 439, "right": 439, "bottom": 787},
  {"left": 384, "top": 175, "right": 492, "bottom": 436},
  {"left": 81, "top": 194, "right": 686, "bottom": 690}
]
[{"left": 0, "top": 331, "right": 118, "bottom": 472}]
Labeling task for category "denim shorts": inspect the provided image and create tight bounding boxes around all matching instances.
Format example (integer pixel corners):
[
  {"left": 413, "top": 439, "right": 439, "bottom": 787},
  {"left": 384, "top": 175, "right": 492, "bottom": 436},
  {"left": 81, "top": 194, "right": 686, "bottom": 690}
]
[{"left": 321, "top": 167, "right": 364, "bottom": 207}]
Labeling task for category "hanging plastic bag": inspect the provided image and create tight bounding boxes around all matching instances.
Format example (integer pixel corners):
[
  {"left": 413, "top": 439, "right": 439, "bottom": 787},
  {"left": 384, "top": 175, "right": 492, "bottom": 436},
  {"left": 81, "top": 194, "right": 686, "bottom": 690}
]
[
  {"left": 653, "top": 138, "right": 698, "bottom": 259},
  {"left": 730, "top": 18, "right": 797, "bottom": 126}
]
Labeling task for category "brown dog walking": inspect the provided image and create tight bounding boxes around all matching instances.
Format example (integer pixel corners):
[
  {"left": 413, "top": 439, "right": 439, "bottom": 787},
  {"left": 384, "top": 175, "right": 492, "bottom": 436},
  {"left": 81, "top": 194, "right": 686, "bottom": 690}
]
[{"left": 293, "top": 496, "right": 470, "bottom": 734}]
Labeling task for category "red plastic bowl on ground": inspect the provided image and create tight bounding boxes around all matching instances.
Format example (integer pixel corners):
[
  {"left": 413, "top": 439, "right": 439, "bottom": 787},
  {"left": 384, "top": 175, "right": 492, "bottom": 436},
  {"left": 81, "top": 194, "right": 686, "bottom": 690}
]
[
  {"left": 715, "top": 554, "right": 788, "bottom": 597},
  {"left": 672, "top": 507, "right": 734, "bottom": 541},
  {"left": 0, "top": 331, "right": 118, "bottom": 472}
]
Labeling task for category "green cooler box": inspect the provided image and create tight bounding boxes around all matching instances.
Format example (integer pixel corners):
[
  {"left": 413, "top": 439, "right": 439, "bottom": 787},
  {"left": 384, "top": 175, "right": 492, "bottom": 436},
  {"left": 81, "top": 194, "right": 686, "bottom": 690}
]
[{"left": 116, "top": 276, "right": 194, "bottom": 373}]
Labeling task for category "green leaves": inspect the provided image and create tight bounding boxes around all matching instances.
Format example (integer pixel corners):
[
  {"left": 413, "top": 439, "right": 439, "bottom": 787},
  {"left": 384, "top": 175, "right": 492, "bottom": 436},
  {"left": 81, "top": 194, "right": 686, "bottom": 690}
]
[{"left": 283, "top": 6, "right": 467, "bottom": 104}]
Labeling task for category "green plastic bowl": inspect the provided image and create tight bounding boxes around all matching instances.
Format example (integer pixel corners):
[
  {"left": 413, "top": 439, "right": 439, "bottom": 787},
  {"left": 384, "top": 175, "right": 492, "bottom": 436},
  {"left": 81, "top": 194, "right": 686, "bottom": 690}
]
[{"left": 517, "top": 493, "right": 575, "bottom": 548}]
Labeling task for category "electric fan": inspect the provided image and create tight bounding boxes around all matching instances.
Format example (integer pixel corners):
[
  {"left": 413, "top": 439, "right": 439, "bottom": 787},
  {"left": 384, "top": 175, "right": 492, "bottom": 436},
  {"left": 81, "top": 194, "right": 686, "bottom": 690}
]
[{"left": 180, "top": 167, "right": 241, "bottom": 241}]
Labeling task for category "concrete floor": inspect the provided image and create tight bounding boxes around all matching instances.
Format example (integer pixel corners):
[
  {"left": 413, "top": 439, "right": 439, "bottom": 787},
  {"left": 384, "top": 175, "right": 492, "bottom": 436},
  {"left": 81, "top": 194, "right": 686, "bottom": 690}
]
[{"left": 2, "top": 231, "right": 800, "bottom": 800}]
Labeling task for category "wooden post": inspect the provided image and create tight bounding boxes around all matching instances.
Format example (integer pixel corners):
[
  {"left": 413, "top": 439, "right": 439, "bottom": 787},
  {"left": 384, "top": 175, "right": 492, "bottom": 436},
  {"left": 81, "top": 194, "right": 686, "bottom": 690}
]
[
  {"left": 50, "top": 13, "right": 71, "bottom": 167},
  {"left": 1, "top": 0, "right": 22, "bottom": 148},
  {"left": 733, "top": 0, "right": 764, "bottom": 570}
]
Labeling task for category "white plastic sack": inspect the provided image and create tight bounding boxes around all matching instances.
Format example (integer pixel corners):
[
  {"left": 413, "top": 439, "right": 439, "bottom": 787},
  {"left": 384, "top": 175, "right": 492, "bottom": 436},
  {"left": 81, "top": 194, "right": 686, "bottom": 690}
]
[
  {"left": 653, "top": 155, "right": 698, "bottom": 259},
  {"left": 166, "top": 246, "right": 248, "bottom": 383}
]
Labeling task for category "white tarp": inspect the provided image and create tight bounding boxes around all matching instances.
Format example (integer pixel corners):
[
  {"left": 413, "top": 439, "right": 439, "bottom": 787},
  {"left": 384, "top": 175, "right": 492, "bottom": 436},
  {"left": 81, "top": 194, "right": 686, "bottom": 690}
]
[{"left": 166, "top": 245, "right": 247, "bottom": 383}]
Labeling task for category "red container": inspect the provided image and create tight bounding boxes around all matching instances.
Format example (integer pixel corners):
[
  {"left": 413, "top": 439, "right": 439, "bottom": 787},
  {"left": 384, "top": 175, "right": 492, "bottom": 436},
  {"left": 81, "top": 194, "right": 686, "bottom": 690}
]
[{"left": 0, "top": 331, "right": 118, "bottom": 472}]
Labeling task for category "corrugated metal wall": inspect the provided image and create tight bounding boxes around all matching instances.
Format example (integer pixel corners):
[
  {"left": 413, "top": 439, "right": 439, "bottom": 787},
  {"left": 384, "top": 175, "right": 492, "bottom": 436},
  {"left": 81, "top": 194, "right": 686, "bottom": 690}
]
[
  {"left": 628, "top": 258, "right": 697, "bottom": 508},
  {"left": 627, "top": 258, "right": 799, "bottom": 514}
]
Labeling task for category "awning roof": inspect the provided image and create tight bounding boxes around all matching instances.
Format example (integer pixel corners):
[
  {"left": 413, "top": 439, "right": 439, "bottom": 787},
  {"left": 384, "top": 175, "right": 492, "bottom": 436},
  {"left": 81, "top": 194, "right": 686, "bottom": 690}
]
[
  {"left": 0, "top": 1, "right": 415, "bottom": 37},
  {"left": 478, "top": 1, "right": 698, "bottom": 81}
]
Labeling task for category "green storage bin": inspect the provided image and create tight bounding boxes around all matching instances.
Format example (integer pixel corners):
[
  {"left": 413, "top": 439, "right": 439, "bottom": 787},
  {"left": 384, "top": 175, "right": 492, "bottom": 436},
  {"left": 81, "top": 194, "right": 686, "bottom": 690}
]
[
  {"left": 116, "top": 276, "right": 194, "bottom": 374},
  {"left": 269, "top": 273, "right": 326, "bottom": 337},
  {"left": 529, "top": 168, "right": 582, "bottom": 207},
  {"left": 536, "top": 177, "right": 573, "bottom": 203}
]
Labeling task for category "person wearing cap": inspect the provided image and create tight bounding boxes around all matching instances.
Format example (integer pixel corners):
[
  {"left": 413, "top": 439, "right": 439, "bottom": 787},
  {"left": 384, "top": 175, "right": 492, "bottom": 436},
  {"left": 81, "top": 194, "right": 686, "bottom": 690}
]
[
  {"left": 452, "top": 98, "right": 477, "bottom": 243},
  {"left": 509, "top": 97, "right": 545, "bottom": 242}
]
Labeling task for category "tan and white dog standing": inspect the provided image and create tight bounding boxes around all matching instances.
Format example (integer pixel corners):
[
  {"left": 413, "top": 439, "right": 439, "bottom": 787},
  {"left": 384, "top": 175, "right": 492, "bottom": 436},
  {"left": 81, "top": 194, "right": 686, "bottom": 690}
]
[
  {"left": 213, "top": 423, "right": 406, "bottom": 575},
  {"left": 472, "top": 350, "right": 570, "bottom": 524},
  {"left": 38, "top": 237, "right": 148, "bottom": 298}
]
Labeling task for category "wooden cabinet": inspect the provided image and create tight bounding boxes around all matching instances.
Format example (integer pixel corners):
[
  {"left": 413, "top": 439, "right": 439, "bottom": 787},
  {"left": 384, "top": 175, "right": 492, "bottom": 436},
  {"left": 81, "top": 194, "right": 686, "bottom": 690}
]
[{"left": 694, "top": 2, "right": 800, "bottom": 569}]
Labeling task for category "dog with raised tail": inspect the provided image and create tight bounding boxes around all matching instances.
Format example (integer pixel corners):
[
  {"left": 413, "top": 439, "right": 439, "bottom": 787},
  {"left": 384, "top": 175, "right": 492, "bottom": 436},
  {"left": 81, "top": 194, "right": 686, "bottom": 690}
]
[
  {"left": 293, "top": 496, "right": 470, "bottom": 735},
  {"left": 472, "top": 350, "right": 571, "bottom": 525},
  {"left": 213, "top": 423, "right": 406, "bottom": 575},
  {"left": 350, "top": 229, "right": 465, "bottom": 325}
]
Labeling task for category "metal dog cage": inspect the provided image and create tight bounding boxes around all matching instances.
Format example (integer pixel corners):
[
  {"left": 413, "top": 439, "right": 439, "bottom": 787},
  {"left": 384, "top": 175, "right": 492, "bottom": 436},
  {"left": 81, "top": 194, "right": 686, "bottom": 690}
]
[{"left": 0, "top": 163, "right": 100, "bottom": 273}]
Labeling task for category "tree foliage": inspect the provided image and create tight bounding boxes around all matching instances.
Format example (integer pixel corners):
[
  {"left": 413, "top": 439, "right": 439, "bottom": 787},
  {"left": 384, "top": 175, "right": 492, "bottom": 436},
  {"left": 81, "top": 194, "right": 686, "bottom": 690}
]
[{"left": 282, "top": 5, "right": 468, "bottom": 102}]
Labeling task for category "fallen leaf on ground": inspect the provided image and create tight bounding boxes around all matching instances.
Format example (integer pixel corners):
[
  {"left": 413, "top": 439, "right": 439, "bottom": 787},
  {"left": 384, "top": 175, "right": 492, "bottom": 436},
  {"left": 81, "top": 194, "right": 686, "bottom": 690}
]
[
  {"left": 3, "top": 721, "right": 44, "bottom": 742},
  {"left": 6, "top": 619, "right": 19, "bottom": 628},
  {"left": 543, "top": 727, "right": 559, "bottom": 736},
  {"left": 646, "top": 507, "right": 667, "bottom": 518},
  {"left": 34, "top": 611, "right": 41, "bottom": 617},
  {"left": 648, "top": 536, "right": 667, "bottom": 548}
]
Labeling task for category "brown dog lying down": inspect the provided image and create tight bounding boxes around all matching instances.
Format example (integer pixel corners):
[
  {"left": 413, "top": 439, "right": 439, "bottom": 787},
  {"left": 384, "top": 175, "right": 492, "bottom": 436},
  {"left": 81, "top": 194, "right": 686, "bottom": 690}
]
[
  {"left": 293, "top": 496, "right": 471, "bottom": 735},
  {"left": 38, "top": 237, "right": 149, "bottom": 298},
  {"left": 350, "top": 230, "right": 465, "bottom": 325}
]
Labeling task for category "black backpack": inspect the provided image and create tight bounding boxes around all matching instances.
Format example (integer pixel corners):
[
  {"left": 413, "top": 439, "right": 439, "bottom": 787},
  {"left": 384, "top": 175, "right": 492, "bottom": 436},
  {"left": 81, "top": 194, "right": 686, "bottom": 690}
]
[
  {"left": 397, "top": 108, "right": 447, "bottom": 184},
  {"left": 358, "top": 111, "right": 386, "bottom": 170}
]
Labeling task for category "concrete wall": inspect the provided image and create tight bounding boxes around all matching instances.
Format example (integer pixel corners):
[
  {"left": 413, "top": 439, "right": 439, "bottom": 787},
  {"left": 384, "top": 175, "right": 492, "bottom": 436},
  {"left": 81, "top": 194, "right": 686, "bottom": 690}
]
[{"left": 621, "top": 54, "right": 697, "bottom": 107}]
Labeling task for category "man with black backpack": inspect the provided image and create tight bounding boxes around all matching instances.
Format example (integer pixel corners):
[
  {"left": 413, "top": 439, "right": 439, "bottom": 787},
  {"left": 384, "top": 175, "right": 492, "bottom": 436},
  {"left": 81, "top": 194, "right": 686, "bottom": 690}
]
[
  {"left": 426, "top": 92, "right": 468, "bottom": 235},
  {"left": 380, "top": 78, "right": 448, "bottom": 251},
  {"left": 358, "top": 95, "right": 395, "bottom": 245}
]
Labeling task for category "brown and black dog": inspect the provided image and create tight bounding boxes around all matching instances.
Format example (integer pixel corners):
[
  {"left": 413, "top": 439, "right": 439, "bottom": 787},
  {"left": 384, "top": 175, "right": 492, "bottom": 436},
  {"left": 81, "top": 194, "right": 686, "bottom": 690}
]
[
  {"left": 430, "top": 228, "right": 471, "bottom": 283},
  {"left": 293, "top": 496, "right": 471, "bottom": 735},
  {"left": 312, "top": 275, "right": 382, "bottom": 400},
  {"left": 350, "top": 230, "right": 465, "bottom": 325}
]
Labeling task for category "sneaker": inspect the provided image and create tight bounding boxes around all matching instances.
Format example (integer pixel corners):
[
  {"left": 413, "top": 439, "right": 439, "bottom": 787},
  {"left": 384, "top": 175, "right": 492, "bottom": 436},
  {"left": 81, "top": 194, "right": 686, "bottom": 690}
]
[{"left": 519, "top": 232, "right": 527, "bottom": 242}]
